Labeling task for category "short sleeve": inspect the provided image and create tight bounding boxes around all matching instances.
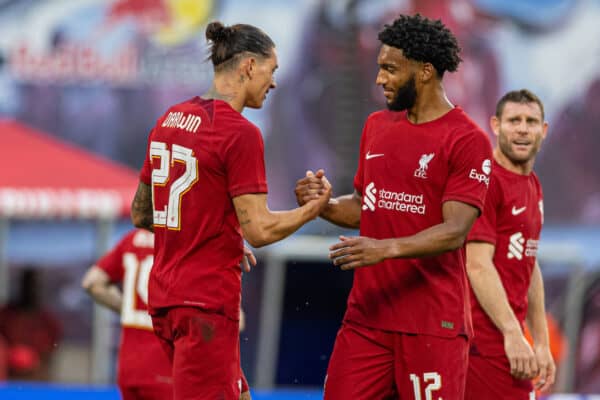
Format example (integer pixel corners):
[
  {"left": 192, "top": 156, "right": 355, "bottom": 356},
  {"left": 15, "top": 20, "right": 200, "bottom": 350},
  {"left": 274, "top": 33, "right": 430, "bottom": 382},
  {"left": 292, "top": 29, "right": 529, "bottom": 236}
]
[
  {"left": 225, "top": 124, "right": 268, "bottom": 197},
  {"left": 95, "top": 233, "right": 132, "bottom": 283},
  {"left": 353, "top": 119, "right": 370, "bottom": 195},
  {"left": 139, "top": 129, "right": 154, "bottom": 185},
  {"left": 467, "top": 173, "right": 501, "bottom": 245},
  {"left": 534, "top": 173, "right": 544, "bottom": 225},
  {"left": 442, "top": 129, "right": 493, "bottom": 213}
]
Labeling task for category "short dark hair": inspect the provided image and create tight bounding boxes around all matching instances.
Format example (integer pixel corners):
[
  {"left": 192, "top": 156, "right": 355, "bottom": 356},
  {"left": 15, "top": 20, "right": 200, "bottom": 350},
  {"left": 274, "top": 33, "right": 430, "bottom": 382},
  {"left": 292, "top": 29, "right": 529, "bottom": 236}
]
[
  {"left": 495, "top": 89, "right": 545, "bottom": 120},
  {"left": 378, "top": 14, "right": 462, "bottom": 77},
  {"left": 205, "top": 21, "right": 275, "bottom": 69}
]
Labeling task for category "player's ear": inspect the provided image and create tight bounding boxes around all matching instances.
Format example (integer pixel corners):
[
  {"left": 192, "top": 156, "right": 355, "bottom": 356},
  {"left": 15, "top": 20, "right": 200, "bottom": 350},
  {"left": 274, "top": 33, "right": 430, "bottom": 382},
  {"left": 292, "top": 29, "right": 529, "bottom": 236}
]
[
  {"left": 490, "top": 115, "right": 500, "bottom": 137},
  {"left": 420, "top": 62, "right": 435, "bottom": 83},
  {"left": 244, "top": 57, "right": 256, "bottom": 80},
  {"left": 238, "top": 56, "right": 253, "bottom": 80},
  {"left": 541, "top": 121, "right": 549, "bottom": 140}
]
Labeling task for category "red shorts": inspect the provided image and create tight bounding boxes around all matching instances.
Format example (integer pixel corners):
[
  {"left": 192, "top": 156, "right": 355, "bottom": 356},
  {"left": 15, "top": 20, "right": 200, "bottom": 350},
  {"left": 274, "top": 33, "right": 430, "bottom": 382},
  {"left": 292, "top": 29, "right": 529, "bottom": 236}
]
[
  {"left": 324, "top": 321, "right": 469, "bottom": 400},
  {"left": 466, "top": 353, "right": 535, "bottom": 400},
  {"left": 152, "top": 307, "right": 241, "bottom": 400},
  {"left": 120, "top": 383, "right": 173, "bottom": 400}
]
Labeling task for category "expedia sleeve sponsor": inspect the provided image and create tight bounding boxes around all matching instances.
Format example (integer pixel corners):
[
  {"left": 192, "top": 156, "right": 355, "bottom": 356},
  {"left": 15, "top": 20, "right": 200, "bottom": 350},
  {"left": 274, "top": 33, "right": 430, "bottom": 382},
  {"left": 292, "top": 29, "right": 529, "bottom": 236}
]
[{"left": 469, "top": 159, "right": 491, "bottom": 186}]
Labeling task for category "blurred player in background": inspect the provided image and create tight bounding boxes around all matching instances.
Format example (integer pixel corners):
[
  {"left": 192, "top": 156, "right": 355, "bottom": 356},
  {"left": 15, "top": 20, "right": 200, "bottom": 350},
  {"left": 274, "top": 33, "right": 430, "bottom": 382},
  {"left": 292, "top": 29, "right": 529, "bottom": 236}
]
[
  {"left": 296, "top": 14, "right": 492, "bottom": 399},
  {"left": 131, "top": 21, "right": 331, "bottom": 400},
  {"left": 465, "top": 89, "right": 555, "bottom": 399},
  {"left": 82, "top": 229, "right": 172, "bottom": 400},
  {"left": 82, "top": 229, "right": 254, "bottom": 400},
  {"left": 0, "top": 269, "right": 62, "bottom": 381}
]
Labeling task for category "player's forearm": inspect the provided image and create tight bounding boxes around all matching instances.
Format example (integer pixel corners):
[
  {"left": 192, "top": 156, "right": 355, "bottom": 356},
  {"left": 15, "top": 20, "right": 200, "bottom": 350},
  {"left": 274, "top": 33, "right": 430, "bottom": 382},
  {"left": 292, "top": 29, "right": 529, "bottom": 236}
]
[
  {"left": 526, "top": 263, "right": 550, "bottom": 347},
  {"left": 467, "top": 259, "right": 522, "bottom": 336},
  {"left": 87, "top": 284, "right": 122, "bottom": 313},
  {"left": 242, "top": 204, "right": 317, "bottom": 248},
  {"left": 131, "top": 182, "right": 154, "bottom": 232},
  {"left": 319, "top": 195, "right": 361, "bottom": 229},
  {"left": 386, "top": 221, "right": 467, "bottom": 259}
]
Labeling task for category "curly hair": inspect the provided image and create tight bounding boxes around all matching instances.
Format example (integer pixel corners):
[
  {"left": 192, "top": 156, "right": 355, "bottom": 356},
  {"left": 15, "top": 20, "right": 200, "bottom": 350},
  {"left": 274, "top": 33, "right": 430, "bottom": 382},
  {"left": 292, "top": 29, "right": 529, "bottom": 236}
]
[{"left": 378, "top": 14, "right": 462, "bottom": 77}]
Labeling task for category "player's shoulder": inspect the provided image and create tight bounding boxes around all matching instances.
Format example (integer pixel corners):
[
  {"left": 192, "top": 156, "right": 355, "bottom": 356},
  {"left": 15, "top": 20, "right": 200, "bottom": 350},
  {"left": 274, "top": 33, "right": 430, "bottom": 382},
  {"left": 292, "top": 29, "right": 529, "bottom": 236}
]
[
  {"left": 363, "top": 110, "right": 404, "bottom": 137},
  {"left": 153, "top": 97, "right": 204, "bottom": 128},
  {"left": 366, "top": 109, "right": 388, "bottom": 121},
  {"left": 224, "top": 112, "right": 262, "bottom": 141},
  {"left": 161, "top": 96, "right": 202, "bottom": 115},
  {"left": 365, "top": 109, "right": 400, "bottom": 124},
  {"left": 196, "top": 100, "right": 259, "bottom": 135},
  {"left": 131, "top": 229, "right": 154, "bottom": 249},
  {"left": 447, "top": 107, "right": 488, "bottom": 138},
  {"left": 118, "top": 229, "right": 154, "bottom": 250},
  {"left": 487, "top": 165, "right": 506, "bottom": 196},
  {"left": 530, "top": 170, "right": 543, "bottom": 194},
  {"left": 159, "top": 96, "right": 223, "bottom": 122}
]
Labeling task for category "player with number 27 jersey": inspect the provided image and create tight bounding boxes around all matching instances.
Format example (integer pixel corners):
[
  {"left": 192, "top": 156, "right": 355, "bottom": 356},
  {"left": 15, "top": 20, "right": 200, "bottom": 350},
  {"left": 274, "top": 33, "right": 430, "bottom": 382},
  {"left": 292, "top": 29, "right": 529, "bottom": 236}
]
[
  {"left": 95, "top": 229, "right": 172, "bottom": 399},
  {"left": 140, "top": 97, "right": 267, "bottom": 320}
]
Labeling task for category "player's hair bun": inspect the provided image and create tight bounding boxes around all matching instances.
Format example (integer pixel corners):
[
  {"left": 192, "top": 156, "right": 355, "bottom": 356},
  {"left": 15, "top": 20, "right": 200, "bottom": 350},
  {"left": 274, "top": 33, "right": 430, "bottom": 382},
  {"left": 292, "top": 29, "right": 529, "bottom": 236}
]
[{"left": 206, "top": 21, "right": 234, "bottom": 42}]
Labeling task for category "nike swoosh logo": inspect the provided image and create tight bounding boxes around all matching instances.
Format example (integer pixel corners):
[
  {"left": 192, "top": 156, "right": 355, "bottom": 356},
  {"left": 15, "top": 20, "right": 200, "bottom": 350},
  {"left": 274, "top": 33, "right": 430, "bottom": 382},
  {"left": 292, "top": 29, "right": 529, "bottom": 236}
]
[
  {"left": 366, "top": 152, "right": 384, "bottom": 160},
  {"left": 512, "top": 206, "right": 526, "bottom": 215}
]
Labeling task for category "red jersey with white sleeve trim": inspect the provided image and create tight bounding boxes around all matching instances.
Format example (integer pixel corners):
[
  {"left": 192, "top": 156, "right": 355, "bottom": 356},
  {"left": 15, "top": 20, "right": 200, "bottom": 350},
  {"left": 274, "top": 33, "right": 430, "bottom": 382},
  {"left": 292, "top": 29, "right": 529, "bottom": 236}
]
[
  {"left": 139, "top": 98, "right": 268, "bottom": 319},
  {"left": 95, "top": 229, "right": 172, "bottom": 387},
  {"left": 467, "top": 160, "right": 544, "bottom": 355},
  {"left": 348, "top": 107, "right": 493, "bottom": 338}
]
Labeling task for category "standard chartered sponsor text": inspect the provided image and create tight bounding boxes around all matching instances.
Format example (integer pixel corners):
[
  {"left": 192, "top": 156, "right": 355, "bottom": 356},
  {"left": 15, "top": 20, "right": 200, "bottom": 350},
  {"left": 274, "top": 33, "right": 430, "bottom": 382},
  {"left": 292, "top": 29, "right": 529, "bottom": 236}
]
[{"left": 378, "top": 189, "right": 426, "bottom": 214}]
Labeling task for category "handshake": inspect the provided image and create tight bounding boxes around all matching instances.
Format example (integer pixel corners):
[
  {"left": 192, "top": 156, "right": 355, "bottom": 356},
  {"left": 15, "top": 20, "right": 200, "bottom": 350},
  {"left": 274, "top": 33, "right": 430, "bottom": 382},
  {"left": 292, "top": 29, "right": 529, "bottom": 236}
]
[
  {"left": 294, "top": 169, "right": 335, "bottom": 219},
  {"left": 293, "top": 170, "right": 382, "bottom": 271}
]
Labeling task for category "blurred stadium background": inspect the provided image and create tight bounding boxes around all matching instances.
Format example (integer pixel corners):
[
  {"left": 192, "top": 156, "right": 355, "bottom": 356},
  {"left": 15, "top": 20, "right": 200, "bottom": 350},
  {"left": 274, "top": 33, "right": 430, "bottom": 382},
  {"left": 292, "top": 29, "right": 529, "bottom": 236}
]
[{"left": 0, "top": 0, "right": 599, "bottom": 398}]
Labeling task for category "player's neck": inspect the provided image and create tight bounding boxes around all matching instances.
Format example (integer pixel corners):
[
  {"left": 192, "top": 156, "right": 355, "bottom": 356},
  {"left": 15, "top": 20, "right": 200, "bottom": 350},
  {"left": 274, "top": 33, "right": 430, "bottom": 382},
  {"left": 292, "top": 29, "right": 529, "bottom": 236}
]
[
  {"left": 202, "top": 78, "right": 245, "bottom": 113},
  {"left": 406, "top": 84, "right": 454, "bottom": 124},
  {"left": 493, "top": 148, "right": 534, "bottom": 175}
]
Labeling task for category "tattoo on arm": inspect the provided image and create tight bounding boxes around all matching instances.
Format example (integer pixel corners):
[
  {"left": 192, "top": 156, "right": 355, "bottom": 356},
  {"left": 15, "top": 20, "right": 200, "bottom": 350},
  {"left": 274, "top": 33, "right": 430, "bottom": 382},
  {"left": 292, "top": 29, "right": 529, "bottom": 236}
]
[
  {"left": 132, "top": 183, "right": 154, "bottom": 232},
  {"left": 238, "top": 208, "right": 251, "bottom": 226}
]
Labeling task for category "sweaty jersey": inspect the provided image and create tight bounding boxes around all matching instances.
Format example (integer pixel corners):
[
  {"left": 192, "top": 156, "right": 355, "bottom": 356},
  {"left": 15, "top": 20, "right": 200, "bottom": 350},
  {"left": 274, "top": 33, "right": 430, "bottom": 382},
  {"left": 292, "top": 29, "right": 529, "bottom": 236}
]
[
  {"left": 467, "top": 160, "right": 544, "bottom": 355},
  {"left": 347, "top": 107, "right": 492, "bottom": 338},
  {"left": 140, "top": 97, "right": 267, "bottom": 319},
  {"left": 95, "top": 229, "right": 172, "bottom": 387}
]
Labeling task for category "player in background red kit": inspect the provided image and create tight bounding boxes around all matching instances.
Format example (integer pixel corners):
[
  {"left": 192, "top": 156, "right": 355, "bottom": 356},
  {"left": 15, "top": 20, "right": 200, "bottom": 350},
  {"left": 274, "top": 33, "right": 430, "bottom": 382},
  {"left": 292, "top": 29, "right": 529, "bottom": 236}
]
[
  {"left": 465, "top": 89, "right": 555, "bottom": 399},
  {"left": 82, "top": 229, "right": 255, "bottom": 400},
  {"left": 296, "top": 14, "right": 492, "bottom": 399},
  {"left": 130, "top": 21, "right": 331, "bottom": 400},
  {"left": 82, "top": 229, "right": 172, "bottom": 400}
]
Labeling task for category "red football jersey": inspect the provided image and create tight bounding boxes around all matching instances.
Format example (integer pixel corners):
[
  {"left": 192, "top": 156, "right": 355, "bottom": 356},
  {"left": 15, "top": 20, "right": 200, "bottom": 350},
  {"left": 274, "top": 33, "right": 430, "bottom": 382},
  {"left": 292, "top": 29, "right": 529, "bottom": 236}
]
[
  {"left": 95, "top": 229, "right": 172, "bottom": 387},
  {"left": 139, "top": 98, "right": 267, "bottom": 319},
  {"left": 348, "top": 107, "right": 493, "bottom": 338},
  {"left": 467, "top": 160, "right": 544, "bottom": 355}
]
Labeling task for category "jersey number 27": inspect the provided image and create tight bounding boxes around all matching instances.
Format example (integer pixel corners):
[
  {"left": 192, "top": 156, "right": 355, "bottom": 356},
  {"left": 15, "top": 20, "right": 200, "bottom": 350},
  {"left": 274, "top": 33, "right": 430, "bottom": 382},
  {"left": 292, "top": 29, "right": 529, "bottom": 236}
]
[{"left": 150, "top": 141, "right": 198, "bottom": 230}]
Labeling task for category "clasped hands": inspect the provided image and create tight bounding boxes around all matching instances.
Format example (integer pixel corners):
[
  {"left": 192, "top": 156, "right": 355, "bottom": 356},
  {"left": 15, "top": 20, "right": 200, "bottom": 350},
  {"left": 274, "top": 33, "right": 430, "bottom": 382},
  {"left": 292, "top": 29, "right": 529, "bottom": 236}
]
[{"left": 295, "top": 170, "right": 387, "bottom": 271}]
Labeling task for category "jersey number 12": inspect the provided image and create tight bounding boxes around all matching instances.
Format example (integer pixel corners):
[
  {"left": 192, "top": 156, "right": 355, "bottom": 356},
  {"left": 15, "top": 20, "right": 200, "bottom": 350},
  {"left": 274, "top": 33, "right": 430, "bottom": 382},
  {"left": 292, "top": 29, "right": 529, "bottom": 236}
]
[{"left": 409, "top": 372, "right": 442, "bottom": 400}]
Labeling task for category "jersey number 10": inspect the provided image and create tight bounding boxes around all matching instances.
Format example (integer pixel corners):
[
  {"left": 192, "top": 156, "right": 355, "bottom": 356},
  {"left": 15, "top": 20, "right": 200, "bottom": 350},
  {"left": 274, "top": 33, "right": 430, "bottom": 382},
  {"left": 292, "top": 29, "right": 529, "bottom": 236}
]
[{"left": 121, "top": 253, "right": 153, "bottom": 329}]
